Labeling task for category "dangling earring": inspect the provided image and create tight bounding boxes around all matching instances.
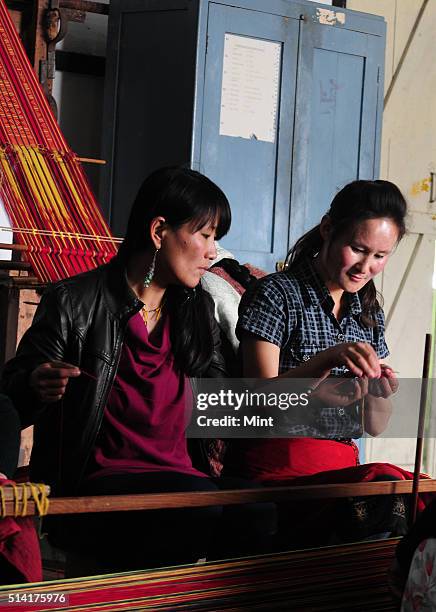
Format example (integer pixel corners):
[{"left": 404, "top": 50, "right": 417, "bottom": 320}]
[{"left": 143, "top": 248, "right": 159, "bottom": 288}]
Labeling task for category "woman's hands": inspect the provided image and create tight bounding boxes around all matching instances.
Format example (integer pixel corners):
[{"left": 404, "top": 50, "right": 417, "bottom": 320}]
[
  {"left": 241, "top": 335, "right": 398, "bottom": 401},
  {"left": 310, "top": 368, "right": 398, "bottom": 409},
  {"left": 30, "top": 361, "right": 81, "bottom": 403},
  {"left": 310, "top": 342, "right": 382, "bottom": 379},
  {"left": 368, "top": 364, "right": 398, "bottom": 398},
  {"left": 307, "top": 345, "right": 398, "bottom": 409},
  {"left": 310, "top": 376, "right": 368, "bottom": 407}
]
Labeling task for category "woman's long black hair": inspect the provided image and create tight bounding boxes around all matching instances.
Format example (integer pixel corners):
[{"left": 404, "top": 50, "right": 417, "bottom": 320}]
[
  {"left": 118, "top": 166, "right": 231, "bottom": 376},
  {"left": 285, "top": 180, "right": 407, "bottom": 325}
]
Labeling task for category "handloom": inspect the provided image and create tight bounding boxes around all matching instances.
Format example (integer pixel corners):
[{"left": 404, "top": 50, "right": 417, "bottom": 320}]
[
  {"left": 0, "top": 539, "right": 400, "bottom": 611},
  {"left": 2, "top": 479, "right": 436, "bottom": 608},
  {"left": 0, "top": 0, "right": 118, "bottom": 282}
]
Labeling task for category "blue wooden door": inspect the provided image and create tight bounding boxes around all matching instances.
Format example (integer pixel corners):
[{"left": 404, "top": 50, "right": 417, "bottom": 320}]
[
  {"left": 197, "top": 4, "right": 299, "bottom": 271},
  {"left": 289, "top": 19, "right": 385, "bottom": 247}
]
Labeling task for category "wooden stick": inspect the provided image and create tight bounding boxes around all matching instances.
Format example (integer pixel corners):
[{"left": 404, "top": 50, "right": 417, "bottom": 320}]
[
  {"left": 411, "top": 333, "right": 433, "bottom": 525},
  {"left": 59, "top": 0, "right": 109, "bottom": 15},
  {"left": 0, "top": 242, "right": 27, "bottom": 252},
  {"left": 77, "top": 157, "right": 106, "bottom": 165},
  {"left": 3, "top": 480, "right": 436, "bottom": 518}
]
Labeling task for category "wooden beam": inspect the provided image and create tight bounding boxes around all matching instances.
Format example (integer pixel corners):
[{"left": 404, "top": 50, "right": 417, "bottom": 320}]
[
  {"left": 59, "top": 0, "right": 109, "bottom": 15},
  {"left": 3, "top": 479, "right": 436, "bottom": 518},
  {"left": 27, "top": 0, "right": 49, "bottom": 74}
]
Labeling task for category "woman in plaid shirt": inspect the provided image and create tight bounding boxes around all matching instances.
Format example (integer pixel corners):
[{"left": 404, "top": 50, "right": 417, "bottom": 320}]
[{"left": 225, "top": 180, "right": 416, "bottom": 545}]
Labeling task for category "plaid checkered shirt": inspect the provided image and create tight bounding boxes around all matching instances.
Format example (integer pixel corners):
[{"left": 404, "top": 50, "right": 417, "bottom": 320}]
[{"left": 236, "top": 258, "right": 389, "bottom": 439}]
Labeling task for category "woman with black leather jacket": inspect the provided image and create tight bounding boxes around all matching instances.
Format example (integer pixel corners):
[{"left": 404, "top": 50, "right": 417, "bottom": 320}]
[{"left": 1, "top": 167, "right": 275, "bottom": 574}]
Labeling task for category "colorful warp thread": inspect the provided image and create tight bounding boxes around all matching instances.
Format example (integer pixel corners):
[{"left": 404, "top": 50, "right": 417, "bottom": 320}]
[
  {"left": 0, "top": 0, "right": 117, "bottom": 282},
  {"left": 0, "top": 540, "right": 399, "bottom": 610}
]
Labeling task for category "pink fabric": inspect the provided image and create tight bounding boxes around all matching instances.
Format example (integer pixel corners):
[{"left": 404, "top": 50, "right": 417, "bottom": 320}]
[
  {"left": 209, "top": 262, "right": 267, "bottom": 296},
  {"left": 0, "top": 479, "right": 42, "bottom": 584},
  {"left": 243, "top": 263, "right": 267, "bottom": 280},
  {"left": 87, "top": 313, "right": 204, "bottom": 480},
  {"left": 209, "top": 267, "right": 245, "bottom": 295}
]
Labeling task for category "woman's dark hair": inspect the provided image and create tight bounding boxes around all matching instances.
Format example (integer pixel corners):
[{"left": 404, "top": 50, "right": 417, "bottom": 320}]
[
  {"left": 118, "top": 166, "right": 231, "bottom": 376},
  {"left": 285, "top": 180, "right": 407, "bottom": 325}
]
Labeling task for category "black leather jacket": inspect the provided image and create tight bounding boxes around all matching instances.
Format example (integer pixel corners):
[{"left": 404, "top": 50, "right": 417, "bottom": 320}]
[{"left": 1, "top": 256, "right": 226, "bottom": 494}]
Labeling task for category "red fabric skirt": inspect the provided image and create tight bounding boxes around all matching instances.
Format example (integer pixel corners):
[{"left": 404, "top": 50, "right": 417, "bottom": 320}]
[
  {"left": 230, "top": 438, "right": 359, "bottom": 481},
  {"left": 225, "top": 438, "right": 431, "bottom": 546}
]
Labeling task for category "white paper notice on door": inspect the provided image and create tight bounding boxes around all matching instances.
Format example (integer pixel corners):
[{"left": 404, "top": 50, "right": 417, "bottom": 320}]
[{"left": 219, "top": 34, "right": 281, "bottom": 143}]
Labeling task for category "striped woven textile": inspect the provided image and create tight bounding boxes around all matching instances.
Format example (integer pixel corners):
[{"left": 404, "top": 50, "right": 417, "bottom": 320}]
[
  {"left": 0, "top": 0, "right": 117, "bottom": 282},
  {"left": 0, "top": 540, "right": 399, "bottom": 611}
]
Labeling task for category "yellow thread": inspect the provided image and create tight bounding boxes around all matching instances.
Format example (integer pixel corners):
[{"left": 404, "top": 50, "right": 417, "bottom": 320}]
[
  {"left": 31, "top": 483, "right": 49, "bottom": 516},
  {"left": 0, "top": 157, "right": 44, "bottom": 253},
  {"left": 0, "top": 482, "right": 49, "bottom": 517},
  {"left": 21, "top": 483, "right": 27, "bottom": 517},
  {"left": 0, "top": 225, "right": 122, "bottom": 243}
]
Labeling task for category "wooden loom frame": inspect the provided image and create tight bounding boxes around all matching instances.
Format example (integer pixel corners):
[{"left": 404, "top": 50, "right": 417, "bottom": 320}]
[
  {"left": 1, "top": 480, "right": 433, "bottom": 610},
  {"left": 2, "top": 478, "right": 436, "bottom": 518}
]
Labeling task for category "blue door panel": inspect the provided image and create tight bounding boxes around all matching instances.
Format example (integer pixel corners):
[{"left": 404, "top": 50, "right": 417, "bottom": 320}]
[
  {"left": 304, "top": 48, "right": 365, "bottom": 231},
  {"left": 199, "top": 3, "right": 299, "bottom": 270},
  {"left": 289, "top": 21, "right": 384, "bottom": 248}
]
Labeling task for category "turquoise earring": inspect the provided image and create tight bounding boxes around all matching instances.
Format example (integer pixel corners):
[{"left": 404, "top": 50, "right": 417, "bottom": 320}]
[{"left": 143, "top": 248, "right": 159, "bottom": 288}]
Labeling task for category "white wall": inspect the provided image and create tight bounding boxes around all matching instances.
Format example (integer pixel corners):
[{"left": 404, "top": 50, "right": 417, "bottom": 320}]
[{"left": 347, "top": 0, "right": 436, "bottom": 472}]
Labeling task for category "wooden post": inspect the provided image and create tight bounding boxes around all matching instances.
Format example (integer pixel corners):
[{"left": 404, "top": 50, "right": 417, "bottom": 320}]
[
  {"left": 411, "top": 333, "right": 433, "bottom": 525},
  {"left": 0, "top": 284, "right": 19, "bottom": 365}
]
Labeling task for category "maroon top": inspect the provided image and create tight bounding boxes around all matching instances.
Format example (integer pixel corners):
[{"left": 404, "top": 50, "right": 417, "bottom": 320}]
[{"left": 86, "top": 312, "right": 205, "bottom": 480}]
